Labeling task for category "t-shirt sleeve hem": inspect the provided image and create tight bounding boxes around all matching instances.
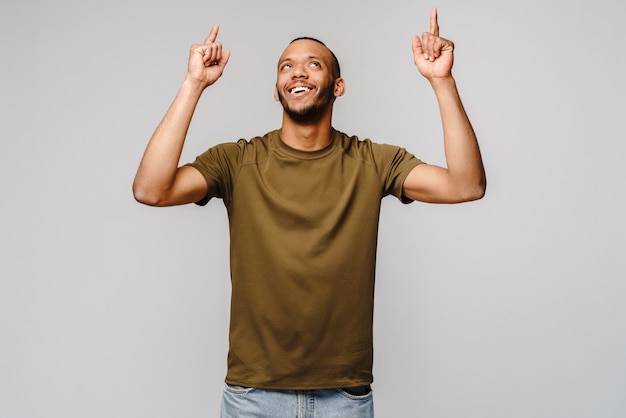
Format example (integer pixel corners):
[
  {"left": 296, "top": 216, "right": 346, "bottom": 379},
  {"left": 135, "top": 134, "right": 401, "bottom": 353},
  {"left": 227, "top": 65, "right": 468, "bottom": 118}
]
[
  {"left": 397, "top": 160, "right": 425, "bottom": 204},
  {"left": 183, "top": 162, "right": 212, "bottom": 206}
]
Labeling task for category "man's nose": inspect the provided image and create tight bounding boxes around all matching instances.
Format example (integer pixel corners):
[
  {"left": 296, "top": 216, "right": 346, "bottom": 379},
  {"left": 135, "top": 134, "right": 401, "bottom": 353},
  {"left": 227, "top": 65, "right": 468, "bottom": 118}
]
[{"left": 292, "top": 63, "right": 308, "bottom": 78}]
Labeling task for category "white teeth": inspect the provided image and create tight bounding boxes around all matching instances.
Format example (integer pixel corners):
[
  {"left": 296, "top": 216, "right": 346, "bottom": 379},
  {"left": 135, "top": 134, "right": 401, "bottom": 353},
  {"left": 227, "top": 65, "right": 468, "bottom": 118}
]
[{"left": 290, "top": 86, "right": 310, "bottom": 94}]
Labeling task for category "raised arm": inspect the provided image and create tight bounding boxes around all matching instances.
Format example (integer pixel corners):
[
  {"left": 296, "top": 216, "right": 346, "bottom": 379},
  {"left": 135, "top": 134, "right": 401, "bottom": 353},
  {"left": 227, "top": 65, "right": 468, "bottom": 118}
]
[
  {"left": 402, "top": 8, "right": 486, "bottom": 203},
  {"left": 132, "top": 25, "right": 230, "bottom": 207}
]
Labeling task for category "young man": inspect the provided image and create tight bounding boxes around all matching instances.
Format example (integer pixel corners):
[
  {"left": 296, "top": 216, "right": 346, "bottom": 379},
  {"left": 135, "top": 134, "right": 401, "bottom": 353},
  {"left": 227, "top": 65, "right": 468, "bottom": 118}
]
[{"left": 133, "top": 8, "right": 485, "bottom": 418}]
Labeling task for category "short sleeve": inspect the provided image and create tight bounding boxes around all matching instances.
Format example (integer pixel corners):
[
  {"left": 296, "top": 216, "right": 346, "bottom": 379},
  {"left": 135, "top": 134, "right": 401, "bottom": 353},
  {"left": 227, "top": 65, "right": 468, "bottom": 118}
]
[
  {"left": 185, "top": 141, "right": 244, "bottom": 206},
  {"left": 374, "top": 143, "right": 423, "bottom": 204}
]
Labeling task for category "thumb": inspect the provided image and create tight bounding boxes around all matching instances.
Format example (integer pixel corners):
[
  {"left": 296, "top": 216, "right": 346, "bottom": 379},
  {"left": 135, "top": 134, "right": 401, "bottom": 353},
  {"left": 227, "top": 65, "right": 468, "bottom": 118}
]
[
  {"left": 412, "top": 35, "right": 424, "bottom": 56},
  {"left": 220, "top": 49, "right": 231, "bottom": 68}
]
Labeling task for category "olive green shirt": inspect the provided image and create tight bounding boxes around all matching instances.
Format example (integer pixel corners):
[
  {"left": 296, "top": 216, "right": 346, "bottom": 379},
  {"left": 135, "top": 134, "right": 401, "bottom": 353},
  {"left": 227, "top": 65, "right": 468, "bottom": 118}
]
[{"left": 189, "top": 128, "right": 422, "bottom": 389}]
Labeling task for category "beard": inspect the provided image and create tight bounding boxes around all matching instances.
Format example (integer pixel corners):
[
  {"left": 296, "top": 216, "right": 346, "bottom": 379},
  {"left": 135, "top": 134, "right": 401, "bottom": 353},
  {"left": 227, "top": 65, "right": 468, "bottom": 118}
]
[{"left": 277, "top": 81, "right": 335, "bottom": 124}]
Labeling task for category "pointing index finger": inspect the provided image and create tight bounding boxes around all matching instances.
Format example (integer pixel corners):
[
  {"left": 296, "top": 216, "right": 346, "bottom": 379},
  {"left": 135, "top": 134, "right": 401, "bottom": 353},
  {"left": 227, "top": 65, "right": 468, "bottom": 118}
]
[
  {"left": 205, "top": 24, "right": 220, "bottom": 44},
  {"left": 429, "top": 8, "right": 439, "bottom": 36}
]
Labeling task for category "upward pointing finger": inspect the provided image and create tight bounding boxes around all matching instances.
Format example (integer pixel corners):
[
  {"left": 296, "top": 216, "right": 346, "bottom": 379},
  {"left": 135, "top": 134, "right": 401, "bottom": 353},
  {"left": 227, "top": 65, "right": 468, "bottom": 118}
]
[
  {"left": 204, "top": 24, "right": 220, "bottom": 44},
  {"left": 429, "top": 8, "right": 439, "bottom": 36}
]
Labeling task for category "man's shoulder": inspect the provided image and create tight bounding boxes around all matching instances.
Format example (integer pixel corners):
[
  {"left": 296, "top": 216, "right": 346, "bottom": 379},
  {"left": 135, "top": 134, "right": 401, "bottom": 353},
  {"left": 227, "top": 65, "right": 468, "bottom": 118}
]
[
  {"left": 333, "top": 129, "right": 402, "bottom": 162},
  {"left": 208, "top": 130, "right": 278, "bottom": 163},
  {"left": 244, "top": 129, "right": 279, "bottom": 147},
  {"left": 241, "top": 130, "right": 279, "bottom": 160}
]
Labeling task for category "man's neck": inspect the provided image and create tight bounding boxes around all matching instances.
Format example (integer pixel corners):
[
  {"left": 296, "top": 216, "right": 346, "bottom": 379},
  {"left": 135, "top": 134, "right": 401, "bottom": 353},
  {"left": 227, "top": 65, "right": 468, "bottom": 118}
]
[{"left": 279, "top": 111, "right": 334, "bottom": 151}]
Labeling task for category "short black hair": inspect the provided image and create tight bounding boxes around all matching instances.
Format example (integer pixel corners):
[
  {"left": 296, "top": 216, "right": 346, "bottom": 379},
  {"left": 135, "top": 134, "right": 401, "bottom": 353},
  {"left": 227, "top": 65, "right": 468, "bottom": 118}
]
[{"left": 290, "top": 37, "right": 341, "bottom": 78}]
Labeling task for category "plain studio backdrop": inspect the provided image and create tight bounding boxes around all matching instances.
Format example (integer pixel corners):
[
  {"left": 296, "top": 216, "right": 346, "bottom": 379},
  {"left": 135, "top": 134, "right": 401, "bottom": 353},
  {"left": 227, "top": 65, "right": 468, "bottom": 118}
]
[{"left": 1, "top": 0, "right": 625, "bottom": 417}]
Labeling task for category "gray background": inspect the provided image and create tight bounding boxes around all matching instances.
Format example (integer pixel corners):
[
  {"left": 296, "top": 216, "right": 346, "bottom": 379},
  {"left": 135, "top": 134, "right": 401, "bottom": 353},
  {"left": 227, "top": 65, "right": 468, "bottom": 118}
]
[{"left": 2, "top": 0, "right": 625, "bottom": 417}]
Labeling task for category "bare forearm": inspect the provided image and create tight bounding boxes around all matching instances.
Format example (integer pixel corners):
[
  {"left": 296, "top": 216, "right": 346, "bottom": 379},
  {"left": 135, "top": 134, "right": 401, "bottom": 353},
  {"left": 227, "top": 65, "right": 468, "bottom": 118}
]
[
  {"left": 431, "top": 76, "right": 486, "bottom": 199},
  {"left": 133, "top": 78, "right": 205, "bottom": 202}
]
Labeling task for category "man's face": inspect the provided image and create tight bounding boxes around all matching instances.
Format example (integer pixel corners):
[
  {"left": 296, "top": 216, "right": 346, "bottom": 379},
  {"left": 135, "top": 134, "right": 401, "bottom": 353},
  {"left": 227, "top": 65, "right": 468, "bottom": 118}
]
[{"left": 275, "top": 39, "right": 343, "bottom": 123}]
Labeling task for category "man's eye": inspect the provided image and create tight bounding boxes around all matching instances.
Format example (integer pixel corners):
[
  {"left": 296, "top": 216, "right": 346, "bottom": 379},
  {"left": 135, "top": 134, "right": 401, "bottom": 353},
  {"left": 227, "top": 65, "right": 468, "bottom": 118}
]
[
  {"left": 282, "top": 64, "right": 292, "bottom": 70},
  {"left": 309, "top": 62, "right": 320, "bottom": 67}
]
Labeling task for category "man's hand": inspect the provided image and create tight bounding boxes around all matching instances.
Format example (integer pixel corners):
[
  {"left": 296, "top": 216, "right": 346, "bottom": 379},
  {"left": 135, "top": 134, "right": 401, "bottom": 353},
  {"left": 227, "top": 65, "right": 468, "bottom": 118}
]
[
  {"left": 412, "top": 8, "right": 454, "bottom": 80},
  {"left": 186, "top": 24, "right": 231, "bottom": 88}
]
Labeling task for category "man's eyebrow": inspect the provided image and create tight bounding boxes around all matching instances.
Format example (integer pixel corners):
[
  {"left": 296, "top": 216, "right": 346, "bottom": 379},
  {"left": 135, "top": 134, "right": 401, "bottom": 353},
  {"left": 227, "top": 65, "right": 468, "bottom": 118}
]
[{"left": 279, "top": 55, "right": 322, "bottom": 66}]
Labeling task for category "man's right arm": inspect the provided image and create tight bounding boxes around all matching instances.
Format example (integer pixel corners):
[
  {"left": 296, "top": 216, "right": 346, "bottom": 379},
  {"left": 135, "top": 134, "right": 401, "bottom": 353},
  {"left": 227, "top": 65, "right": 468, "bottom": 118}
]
[{"left": 132, "top": 24, "right": 230, "bottom": 207}]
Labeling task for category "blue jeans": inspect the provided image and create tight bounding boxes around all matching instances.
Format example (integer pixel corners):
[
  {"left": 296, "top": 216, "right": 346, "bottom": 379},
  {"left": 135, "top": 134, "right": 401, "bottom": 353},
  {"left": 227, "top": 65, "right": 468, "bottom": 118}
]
[{"left": 220, "top": 384, "right": 374, "bottom": 418}]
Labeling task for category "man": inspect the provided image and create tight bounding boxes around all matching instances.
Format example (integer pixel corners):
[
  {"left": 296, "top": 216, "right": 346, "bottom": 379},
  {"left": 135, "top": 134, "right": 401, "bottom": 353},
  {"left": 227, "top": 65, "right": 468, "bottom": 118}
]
[{"left": 133, "top": 8, "right": 485, "bottom": 418}]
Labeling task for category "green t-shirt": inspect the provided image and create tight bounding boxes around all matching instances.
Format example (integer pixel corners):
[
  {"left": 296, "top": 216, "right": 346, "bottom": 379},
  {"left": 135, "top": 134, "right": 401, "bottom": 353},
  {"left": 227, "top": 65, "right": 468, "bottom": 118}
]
[{"left": 189, "top": 128, "right": 422, "bottom": 389}]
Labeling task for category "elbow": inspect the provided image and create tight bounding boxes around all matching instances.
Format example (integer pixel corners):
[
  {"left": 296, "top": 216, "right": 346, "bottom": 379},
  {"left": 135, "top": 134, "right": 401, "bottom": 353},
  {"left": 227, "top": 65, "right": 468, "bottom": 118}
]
[
  {"left": 461, "top": 176, "right": 487, "bottom": 202},
  {"left": 132, "top": 182, "right": 164, "bottom": 207},
  {"left": 450, "top": 175, "right": 486, "bottom": 203},
  {"left": 468, "top": 184, "right": 486, "bottom": 202}
]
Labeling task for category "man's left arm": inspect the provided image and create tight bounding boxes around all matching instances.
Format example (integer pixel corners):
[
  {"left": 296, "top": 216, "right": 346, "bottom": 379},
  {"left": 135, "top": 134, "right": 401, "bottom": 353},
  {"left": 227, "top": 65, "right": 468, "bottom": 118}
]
[{"left": 402, "top": 8, "right": 486, "bottom": 203}]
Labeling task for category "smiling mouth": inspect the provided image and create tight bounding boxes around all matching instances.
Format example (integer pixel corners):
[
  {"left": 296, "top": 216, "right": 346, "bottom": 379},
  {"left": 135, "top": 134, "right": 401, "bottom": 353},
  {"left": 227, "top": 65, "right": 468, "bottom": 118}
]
[{"left": 289, "top": 86, "right": 312, "bottom": 94}]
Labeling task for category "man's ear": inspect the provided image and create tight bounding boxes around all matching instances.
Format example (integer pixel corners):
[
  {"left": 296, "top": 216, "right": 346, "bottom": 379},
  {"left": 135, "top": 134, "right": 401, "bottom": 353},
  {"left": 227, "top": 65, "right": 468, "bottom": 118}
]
[
  {"left": 334, "top": 78, "right": 345, "bottom": 97},
  {"left": 274, "top": 86, "right": 279, "bottom": 102}
]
